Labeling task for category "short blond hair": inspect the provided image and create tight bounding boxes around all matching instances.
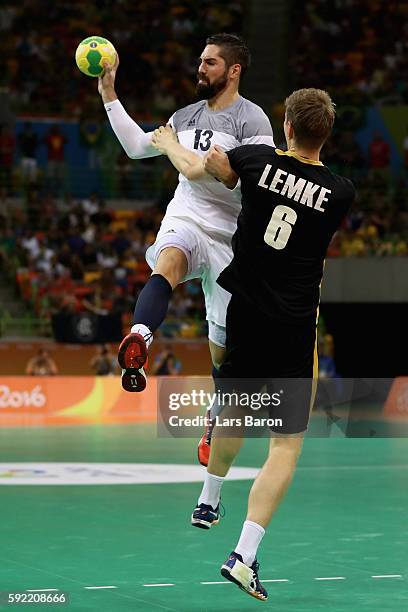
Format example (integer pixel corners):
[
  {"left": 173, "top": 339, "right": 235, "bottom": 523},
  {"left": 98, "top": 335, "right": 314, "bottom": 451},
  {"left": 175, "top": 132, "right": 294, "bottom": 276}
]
[{"left": 284, "top": 88, "right": 335, "bottom": 148}]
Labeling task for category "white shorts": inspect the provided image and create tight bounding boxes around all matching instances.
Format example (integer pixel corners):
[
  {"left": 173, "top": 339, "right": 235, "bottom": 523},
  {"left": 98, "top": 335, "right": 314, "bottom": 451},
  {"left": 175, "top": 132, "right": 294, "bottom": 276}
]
[{"left": 145, "top": 215, "right": 233, "bottom": 347}]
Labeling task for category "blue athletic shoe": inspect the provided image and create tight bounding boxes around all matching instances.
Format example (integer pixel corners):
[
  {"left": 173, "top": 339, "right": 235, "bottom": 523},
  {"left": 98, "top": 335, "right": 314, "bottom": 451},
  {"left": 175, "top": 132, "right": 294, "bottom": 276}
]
[
  {"left": 191, "top": 503, "right": 220, "bottom": 529},
  {"left": 221, "top": 551, "right": 268, "bottom": 601}
]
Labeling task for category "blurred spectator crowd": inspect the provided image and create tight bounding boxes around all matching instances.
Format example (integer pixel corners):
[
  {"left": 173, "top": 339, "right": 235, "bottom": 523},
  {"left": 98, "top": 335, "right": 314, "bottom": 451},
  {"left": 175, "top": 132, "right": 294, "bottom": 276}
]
[
  {"left": 321, "top": 131, "right": 408, "bottom": 257},
  {"left": 3, "top": 0, "right": 408, "bottom": 115},
  {"left": 0, "top": 120, "right": 168, "bottom": 201},
  {"left": 0, "top": 0, "right": 243, "bottom": 119},
  {"left": 0, "top": 192, "right": 206, "bottom": 338},
  {"left": 0, "top": 165, "right": 406, "bottom": 337},
  {"left": 0, "top": 0, "right": 407, "bottom": 335},
  {"left": 1, "top": 119, "right": 406, "bottom": 281},
  {"left": 291, "top": 0, "right": 408, "bottom": 255},
  {"left": 292, "top": 0, "right": 408, "bottom": 105}
]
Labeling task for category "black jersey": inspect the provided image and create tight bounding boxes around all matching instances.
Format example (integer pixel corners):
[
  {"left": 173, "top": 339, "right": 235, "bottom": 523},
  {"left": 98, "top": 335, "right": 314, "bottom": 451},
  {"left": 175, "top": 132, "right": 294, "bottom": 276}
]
[{"left": 217, "top": 146, "right": 355, "bottom": 322}]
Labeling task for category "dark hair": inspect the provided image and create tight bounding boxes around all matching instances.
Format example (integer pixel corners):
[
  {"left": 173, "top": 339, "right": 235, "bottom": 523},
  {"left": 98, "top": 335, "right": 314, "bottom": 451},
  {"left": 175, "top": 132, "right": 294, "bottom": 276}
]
[{"left": 205, "top": 33, "right": 250, "bottom": 78}]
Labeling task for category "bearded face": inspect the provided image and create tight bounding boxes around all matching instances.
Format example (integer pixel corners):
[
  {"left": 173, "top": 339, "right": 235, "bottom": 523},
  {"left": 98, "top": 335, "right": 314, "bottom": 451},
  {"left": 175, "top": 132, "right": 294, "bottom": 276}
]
[{"left": 196, "top": 69, "right": 229, "bottom": 100}]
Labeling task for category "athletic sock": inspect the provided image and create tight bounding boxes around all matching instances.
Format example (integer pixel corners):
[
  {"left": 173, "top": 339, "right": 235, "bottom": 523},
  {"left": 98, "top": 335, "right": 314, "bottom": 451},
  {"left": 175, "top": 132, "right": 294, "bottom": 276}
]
[
  {"left": 130, "top": 323, "right": 153, "bottom": 349},
  {"left": 198, "top": 471, "right": 225, "bottom": 509},
  {"left": 235, "top": 520, "right": 266, "bottom": 567},
  {"left": 132, "top": 274, "right": 173, "bottom": 340}
]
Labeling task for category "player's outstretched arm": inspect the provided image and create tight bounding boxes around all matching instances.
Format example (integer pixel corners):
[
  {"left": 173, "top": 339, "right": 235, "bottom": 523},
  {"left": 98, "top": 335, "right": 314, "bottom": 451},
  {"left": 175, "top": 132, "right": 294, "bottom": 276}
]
[
  {"left": 152, "top": 126, "right": 205, "bottom": 180},
  {"left": 98, "top": 55, "right": 161, "bottom": 159}
]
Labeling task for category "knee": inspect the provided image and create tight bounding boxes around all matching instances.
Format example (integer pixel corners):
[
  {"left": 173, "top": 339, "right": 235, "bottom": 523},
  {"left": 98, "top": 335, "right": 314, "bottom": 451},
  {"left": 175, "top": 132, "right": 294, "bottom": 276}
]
[
  {"left": 153, "top": 247, "right": 188, "bottom": 288},
  {"left": 270, "top": 436, "right": 304, "bottom": 464},
  {"left": 209, "top": 342, "right": 226, "bottom": 371},
  {"left": 212, "top": 358, "right": 224, "bottom": 371}
]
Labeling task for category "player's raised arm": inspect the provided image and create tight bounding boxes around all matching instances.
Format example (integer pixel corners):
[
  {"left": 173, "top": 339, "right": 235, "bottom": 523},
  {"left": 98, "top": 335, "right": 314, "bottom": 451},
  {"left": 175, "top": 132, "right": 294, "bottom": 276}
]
[
  {"left": 98, "top": 55, "right": 161, "bottom": 159},
  {"left": 151, "top": 125, "right": 206, "bottom": 180}
]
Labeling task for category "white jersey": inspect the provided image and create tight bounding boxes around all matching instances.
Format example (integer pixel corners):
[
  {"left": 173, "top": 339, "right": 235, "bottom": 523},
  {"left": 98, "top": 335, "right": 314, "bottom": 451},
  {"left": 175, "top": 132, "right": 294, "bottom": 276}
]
[
  {"left": 105, "top": 96, "right": 274, "bottom": 239},
  {"left": 167, "top": 96, "right": 274, "bottom": 238}
]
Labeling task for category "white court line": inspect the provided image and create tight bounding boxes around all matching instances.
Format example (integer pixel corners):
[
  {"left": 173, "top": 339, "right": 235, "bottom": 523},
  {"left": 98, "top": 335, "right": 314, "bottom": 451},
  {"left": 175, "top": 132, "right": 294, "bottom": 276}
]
[
  {"left": 26, "top": 589, "right": 59, "bottom": 592},
  {"left": 315, "top": 577, "right": 346, "bottom": 581},
  {"left": 85, "top": 574, "right": 406, "bottom": 591},
  {"left": 298, "top": 465, "right": 408, "bottom": 471},
  {"left": 84, "top": 586, "right": 117, "bottom": 590},
  {"left": 372, "top": 575, "right": 402, "bottom": 579}
]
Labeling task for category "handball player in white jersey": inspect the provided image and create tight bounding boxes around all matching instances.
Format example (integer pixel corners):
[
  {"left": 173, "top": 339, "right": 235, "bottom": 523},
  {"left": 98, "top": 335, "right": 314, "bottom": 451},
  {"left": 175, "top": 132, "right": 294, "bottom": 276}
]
[{"left": 98, "top": 34, "right": 274, "bottom": 405}]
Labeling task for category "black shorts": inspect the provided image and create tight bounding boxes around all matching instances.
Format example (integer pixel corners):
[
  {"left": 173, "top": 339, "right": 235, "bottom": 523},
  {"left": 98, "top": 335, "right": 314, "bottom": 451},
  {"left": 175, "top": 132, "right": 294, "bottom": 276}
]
[{"left": 218, "top": 294, "right": 317, "bottom": 434}]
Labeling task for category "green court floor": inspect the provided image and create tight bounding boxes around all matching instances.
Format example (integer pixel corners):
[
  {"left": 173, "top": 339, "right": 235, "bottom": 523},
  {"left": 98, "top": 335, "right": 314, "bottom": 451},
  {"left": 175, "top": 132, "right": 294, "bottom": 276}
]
[{"left": 0, "top": 425, "right": 407, "bottom": 611}]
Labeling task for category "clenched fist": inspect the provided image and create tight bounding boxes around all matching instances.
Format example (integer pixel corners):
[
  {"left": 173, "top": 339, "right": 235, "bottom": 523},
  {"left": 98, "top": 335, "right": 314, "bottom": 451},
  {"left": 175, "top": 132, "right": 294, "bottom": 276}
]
[{"left": 204, "top": 145, "right": 238, "bottom": 188}]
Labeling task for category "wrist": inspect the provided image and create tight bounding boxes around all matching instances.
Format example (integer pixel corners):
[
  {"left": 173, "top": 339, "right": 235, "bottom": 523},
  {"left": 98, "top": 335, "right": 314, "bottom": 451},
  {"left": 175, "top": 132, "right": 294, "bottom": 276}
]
[
  {"left": 221, "top": 170, "right": 239, "bottom": 189},
  {"left": 165, "top": 141, "right": 179, "bottom": 155},
  {"left": 101, "top": 87, "right": 118, "bottom": 104}
]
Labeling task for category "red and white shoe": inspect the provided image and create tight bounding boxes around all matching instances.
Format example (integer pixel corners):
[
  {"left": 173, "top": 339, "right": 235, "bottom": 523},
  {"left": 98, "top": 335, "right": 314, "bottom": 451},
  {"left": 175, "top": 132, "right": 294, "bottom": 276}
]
[
  {"left": 197, "top": 409, "right": 215, "bottom": 467},
  {"left": 117, "top": 332, "right": 149, "bottom": 392}
]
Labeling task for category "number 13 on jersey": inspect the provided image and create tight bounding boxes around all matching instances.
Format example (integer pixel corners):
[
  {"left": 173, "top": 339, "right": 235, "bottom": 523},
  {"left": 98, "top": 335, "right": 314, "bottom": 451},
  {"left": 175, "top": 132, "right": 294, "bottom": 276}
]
[
  {"left": 193, "top": 129, "right": 213, "bottom": 151},
  {"left": 264, "top": 205, "right": 297, "bottom": 250}
]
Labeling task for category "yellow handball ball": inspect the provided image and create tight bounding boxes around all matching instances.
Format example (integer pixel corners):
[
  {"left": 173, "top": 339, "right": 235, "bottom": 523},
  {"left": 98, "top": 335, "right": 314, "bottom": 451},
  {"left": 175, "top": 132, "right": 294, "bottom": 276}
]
[{"left": 75, "top": 36, "right": 116, "bottom": 77}]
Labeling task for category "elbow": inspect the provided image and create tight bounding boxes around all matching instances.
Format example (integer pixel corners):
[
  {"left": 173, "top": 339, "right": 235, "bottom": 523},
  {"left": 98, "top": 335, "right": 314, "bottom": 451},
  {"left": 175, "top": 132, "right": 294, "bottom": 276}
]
[
  {"left": 121, "top": 144, "right": 142, "bottom": 159},
  {"left": 127, "top": 148, "right": 153, "bottom": 160},
  {"left": 126, "top": 149, "right": 138, "bottom": 159}
]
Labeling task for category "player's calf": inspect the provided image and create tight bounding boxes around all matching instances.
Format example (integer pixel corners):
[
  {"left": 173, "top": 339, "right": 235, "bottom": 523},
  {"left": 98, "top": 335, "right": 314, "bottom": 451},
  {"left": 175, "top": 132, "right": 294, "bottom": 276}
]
[{"left": 197, "top": 408, "right": 214, "bottom": 466}]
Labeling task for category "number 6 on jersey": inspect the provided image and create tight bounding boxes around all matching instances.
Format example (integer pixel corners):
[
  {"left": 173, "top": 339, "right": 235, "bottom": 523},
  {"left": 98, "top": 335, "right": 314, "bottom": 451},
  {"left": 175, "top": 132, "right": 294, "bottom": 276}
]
[{"left": 264, "top": 204, "right": 297, "bottom": 250}]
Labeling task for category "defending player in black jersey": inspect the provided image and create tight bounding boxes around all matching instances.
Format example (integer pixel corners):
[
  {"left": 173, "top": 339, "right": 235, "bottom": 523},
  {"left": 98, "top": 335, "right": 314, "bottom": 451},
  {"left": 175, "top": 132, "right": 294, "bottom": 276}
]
[{"left": 153, "top": 88, "right": 355, "bottom": 602}]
